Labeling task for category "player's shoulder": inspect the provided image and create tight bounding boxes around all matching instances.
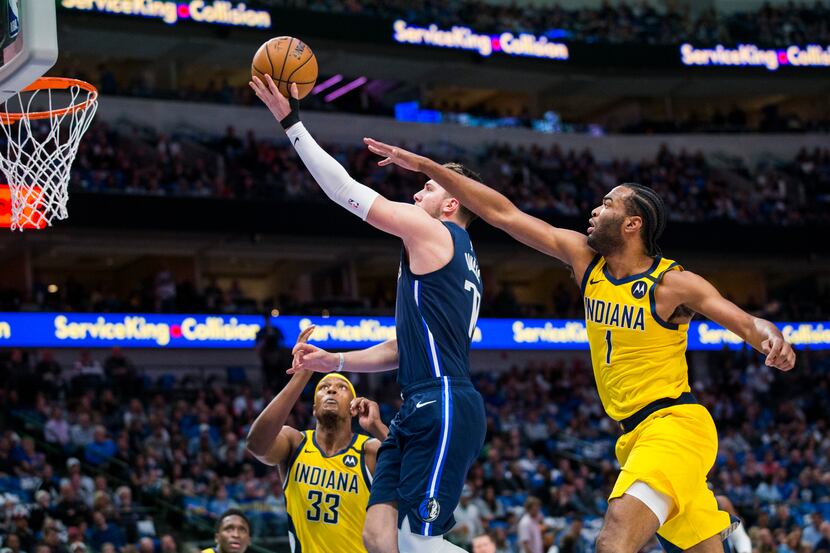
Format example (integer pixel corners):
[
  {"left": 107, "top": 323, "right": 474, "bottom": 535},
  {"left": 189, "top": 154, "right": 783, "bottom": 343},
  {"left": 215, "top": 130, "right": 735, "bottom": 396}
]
[
  {"left": 281, "top": 425, "right": 307, "bottom": 443},
  {"left": 659, "top": 268, "right": 713, "bottom": 300},
  {"left": 361, "top": 436, "right": 381, "bottom": 458}
]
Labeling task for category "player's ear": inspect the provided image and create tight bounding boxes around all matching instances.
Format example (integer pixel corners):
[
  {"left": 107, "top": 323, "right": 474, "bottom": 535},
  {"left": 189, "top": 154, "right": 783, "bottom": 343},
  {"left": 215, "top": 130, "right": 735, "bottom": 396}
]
[
  {"left": 444, "top": 196, "right": 459, "bottom": 214},
  {"left": 625, "top": 215, "right": 642, "bottom": 234}
]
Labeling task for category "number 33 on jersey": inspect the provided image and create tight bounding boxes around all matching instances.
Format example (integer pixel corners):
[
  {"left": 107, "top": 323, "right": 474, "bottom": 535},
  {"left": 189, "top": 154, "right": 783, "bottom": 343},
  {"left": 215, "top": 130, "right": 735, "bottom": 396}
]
[{"left": 284, "top": 430, "right": 373, "bottom": 553}]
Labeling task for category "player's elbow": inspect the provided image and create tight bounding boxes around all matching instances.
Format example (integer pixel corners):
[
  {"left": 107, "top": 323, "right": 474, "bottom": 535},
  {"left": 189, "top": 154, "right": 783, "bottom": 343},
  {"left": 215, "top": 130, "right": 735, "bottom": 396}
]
[
  {"left": 245, "top": 442, "right": 276, "bottom": 466},
  {"left": 245, "top": 439, "right": 266, "bottom": 458},
  {"left": 245, "top": 429, "right": 268, "bottom": 458}
]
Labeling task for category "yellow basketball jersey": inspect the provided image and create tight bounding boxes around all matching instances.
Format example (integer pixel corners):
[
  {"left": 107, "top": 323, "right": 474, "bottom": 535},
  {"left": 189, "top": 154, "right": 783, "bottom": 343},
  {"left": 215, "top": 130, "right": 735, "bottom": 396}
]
[
  {"left": 582, "top": 255, "right": 690, "bottom": 421},
  {"left": 284, "top": 430, "right": 372, "bottom": 553}
]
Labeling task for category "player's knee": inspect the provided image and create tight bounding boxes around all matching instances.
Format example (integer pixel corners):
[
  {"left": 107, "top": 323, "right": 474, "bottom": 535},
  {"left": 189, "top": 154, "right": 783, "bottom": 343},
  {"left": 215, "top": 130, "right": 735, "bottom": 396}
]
[
  {"left": 596, "top": 516, "right": 635, "bottom": 553},
  {"left": 596, "top": 528, "right": 625, "bottom": 553}
]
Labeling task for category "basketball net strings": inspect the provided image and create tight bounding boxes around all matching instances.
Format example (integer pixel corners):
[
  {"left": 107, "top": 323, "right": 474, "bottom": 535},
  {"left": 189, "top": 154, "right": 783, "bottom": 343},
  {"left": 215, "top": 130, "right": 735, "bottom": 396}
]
[{"left": 0, "top": 85, "right": 97, "bottom": 229}]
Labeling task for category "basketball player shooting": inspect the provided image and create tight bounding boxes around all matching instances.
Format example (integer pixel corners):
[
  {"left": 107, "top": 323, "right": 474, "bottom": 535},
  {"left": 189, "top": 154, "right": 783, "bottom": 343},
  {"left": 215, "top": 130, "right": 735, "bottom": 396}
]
[
  {"left": 362, "top": 138, "right": 795, "bottom": 553},
  {"left": 250, "top": 76, "right": 486, "bottom": 553}
]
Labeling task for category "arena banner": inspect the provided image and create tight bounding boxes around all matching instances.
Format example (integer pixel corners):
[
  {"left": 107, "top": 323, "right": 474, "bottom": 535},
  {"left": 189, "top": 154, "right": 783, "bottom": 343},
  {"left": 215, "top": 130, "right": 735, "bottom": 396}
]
[
  {"left": 57, "top": 0, "right": 272, "bottom": 28},
  {"left": 391, "top": 19, "right": 570, "bottom": 62},
  {"left": 0, "top": 313, "right": 827, "bottom": 351},
  {"left": 680, "top": 43, "right": 830, "bottom": 71}
]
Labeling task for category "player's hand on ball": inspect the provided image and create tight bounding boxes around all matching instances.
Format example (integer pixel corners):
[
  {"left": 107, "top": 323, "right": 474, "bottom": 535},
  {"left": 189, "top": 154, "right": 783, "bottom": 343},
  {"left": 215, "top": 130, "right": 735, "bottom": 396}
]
[
  {"left": 351, "top": 397, "right": 381, "bottom": 432},
  {"left": 761, "top": 336, "right": 796, "bottom": 371},
  {"left": 364, "top": 138, "right": 425, "bottom": 172},
  {"left": 289, "top": 341, "right": 338, "bottom": 374},
  {"left": 250, "top": 76, "right": 299, "bottom": 127}
]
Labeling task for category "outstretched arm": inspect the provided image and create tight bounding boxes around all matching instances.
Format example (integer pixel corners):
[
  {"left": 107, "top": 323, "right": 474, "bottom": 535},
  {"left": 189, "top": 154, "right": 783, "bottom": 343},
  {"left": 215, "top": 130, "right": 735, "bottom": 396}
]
[
  {"left": 250, "top": 77, "right": 449, "bottom": 247},
  {"left": 288, "top": 339, "right": 399, "bottom": 375},
  {"left": 364, "top": 138, "right": 596, "bottom": 280},
  {"left": 246, "top": 326, "right": 315, "bottom": 467},
  {"left": 663, "top": 271, "right": 796, "bottom": 370}
]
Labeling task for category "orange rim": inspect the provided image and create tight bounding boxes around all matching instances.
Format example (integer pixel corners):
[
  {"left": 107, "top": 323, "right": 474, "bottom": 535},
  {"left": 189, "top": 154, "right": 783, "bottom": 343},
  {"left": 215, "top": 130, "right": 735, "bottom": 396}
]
[{"left": 0, "top": 77, "right": 98, "bottom": 124}]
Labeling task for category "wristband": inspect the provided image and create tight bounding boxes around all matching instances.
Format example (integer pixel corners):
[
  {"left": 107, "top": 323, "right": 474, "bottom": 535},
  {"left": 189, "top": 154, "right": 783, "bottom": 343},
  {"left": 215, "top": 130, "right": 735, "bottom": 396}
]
[
  {"left": 336, "top": 352, "right": 345, "bottom": 373},
  {"left": 280, "top": 94, "right": 301, "bottom": 130}
]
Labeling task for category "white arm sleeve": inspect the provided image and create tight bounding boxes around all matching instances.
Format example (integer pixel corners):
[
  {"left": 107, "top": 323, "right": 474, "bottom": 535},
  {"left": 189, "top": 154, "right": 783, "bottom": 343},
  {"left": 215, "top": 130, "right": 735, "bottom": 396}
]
[{"left": 285, "top": 123, "right": 379, "bottom": 220}]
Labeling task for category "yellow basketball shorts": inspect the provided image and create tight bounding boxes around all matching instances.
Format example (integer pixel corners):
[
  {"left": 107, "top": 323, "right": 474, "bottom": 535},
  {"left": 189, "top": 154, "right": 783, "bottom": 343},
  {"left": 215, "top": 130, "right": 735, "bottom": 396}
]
[{"left": 609, "top": 403, "right": 731, "bottom": 549}]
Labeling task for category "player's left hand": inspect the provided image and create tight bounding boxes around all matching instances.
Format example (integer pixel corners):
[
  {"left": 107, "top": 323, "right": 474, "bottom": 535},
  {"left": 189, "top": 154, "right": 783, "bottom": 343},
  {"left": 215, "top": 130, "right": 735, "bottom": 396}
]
[
  {"left": 351, "top": 397, "right": 381, "bottom": 432},
  {"left": 761, "top": 335, "right": 796, "bottom": 371},
  {"left": 250, "top": 76, "right": 300, "bottom": 128},
  {"left": 364, "top": 138, "right": 426, "bottom": 173}
]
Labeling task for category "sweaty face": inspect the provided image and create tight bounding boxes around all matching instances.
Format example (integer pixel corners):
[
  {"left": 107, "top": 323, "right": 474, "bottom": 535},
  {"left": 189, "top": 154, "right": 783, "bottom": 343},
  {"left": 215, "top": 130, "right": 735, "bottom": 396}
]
[
  {"left": 312, "top": 377, "right": 354, "bottom": 424},
  {"left": 587, "top": 186, "right": 629, "bottom": 256},
  {"left": 413, "top": 180, "right": 454, "bottom": 219},
  {"left": 215, "top": 515, "right": 250, "bottom": 553}
]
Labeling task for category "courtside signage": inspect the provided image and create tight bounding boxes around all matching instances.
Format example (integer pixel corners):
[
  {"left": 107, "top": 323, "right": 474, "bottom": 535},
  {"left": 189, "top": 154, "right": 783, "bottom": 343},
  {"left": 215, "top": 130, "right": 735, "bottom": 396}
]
[
  {"left": 680, "top": 43, "right": 830, "bottom": 70},
  {"left": 392, "top": 19, "right": 569, "bottom": 61},
  {"left": 59, "top": 0, "right": 272, "bottom": 28},
  {"left": 0, "top": 313, "right": 827, "bottom": 350}
]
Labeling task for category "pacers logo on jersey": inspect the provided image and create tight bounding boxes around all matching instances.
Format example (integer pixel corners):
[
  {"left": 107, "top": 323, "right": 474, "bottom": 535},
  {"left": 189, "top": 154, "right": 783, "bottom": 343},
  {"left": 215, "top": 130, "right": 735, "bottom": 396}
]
[
  {"left": 419, "top": 498, "right": 440, "bottom": 522},
  {"left": 631, "top": 281, "right": 648, "bottom": 299},
  {"left": 343, "top": 455, "right": 357, "bottom": 468}
]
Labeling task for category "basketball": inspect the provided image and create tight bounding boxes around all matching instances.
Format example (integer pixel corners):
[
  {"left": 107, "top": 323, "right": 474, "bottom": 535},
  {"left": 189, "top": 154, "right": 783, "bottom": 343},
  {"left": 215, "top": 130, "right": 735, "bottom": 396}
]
[{"left": 251, "top": 37, "right": 318, "bottom": 99}]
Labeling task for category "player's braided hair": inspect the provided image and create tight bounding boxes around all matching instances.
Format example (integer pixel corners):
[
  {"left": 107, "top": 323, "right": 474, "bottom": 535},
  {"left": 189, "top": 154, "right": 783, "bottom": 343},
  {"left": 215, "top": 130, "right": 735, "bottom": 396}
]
[
  {"left": 621, "top": 183, "right": 666, "bottom": 257},
  {"left": 442, "top": 162, "right": 481, "bottom": 225}
]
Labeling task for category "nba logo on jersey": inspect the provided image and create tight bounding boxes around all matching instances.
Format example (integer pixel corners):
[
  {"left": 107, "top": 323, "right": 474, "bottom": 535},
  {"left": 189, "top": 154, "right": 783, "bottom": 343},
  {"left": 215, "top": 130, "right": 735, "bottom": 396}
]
[
  {"left": 631, "top": 281, "right": 647, "bottom": 299},
  {"left": 8, "top": 0, "right": 19, "bottom": 38},
  {"left": 419, "top": 498, "right": 440, "bottom": 522},
  {"left": 343, "top": 455, "right": 357, "bottom": 468}
]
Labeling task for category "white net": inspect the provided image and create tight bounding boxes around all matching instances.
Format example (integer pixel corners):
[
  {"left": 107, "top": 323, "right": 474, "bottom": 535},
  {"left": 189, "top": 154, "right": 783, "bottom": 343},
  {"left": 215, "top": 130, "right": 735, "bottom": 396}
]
[{"left": 0, "top": 79, "right": 98, "bottom": 230}]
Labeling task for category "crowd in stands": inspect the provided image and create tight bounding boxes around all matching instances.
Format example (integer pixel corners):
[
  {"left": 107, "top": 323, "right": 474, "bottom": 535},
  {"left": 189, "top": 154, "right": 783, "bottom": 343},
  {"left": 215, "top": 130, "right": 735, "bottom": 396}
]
[
  {"left": 0, "top": 345, "right": 827, "bottom": 553},
  {"left": 83, "top": 64, "right": 828, "bottom": 136},
  {"left": 269, "top": 0, "right": 830, "bottom": 47},
  {"left": 2, "top": 261, "right": 828, "bottom": 323},
  {"left": 68, "top": 122, "right": 830, "bottom": 227},
  {"left": 0, "top": 274, "right": 268, "bottom": 317}
]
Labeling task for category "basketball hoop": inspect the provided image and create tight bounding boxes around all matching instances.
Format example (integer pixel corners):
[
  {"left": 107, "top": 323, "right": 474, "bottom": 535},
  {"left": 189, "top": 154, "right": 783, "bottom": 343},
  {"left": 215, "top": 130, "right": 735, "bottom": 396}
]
[{"left": 0, "top": 77, "right": 98, "bottom": 230}]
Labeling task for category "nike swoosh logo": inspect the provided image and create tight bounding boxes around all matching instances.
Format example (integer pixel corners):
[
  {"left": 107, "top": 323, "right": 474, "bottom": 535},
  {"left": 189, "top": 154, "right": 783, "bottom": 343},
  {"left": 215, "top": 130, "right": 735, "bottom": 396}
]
[
  {"left": 415, "top": 400, "right": 436, "bottom": 409},
  {"left": 294, "top": 137, "right": 300, "bottom": 145},
  {"left": 590, "top": 279, "right": 603, "bottom": 285}
]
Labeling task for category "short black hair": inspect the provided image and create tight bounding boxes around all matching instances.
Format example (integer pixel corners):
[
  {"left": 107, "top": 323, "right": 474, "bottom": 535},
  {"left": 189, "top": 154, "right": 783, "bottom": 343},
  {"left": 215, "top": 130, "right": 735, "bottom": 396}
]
[
  {"left": 216, "top": 508, "right": 251, "bottom": 533},
  {"left": 442, "top": 162, "right": 481, "bottom": 225},
  {"left": 620, "top": 183, "right": 666, "bottom": 257}
]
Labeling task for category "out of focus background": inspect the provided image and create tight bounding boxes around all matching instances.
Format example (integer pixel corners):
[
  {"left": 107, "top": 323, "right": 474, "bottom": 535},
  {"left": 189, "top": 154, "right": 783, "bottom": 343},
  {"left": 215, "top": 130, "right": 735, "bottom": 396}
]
[{"left": 0, "top": 1, "right": 829, "bottom": 552}]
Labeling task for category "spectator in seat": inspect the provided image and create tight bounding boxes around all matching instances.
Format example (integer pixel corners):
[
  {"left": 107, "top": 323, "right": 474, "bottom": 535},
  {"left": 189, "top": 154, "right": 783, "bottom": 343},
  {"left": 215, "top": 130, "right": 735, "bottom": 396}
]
[
  {"left": 87, "top": 511, "right": 125, "bottom": 552},
  {"left": 518, "top": 496, "right": 545, "bottom": 553},
  {"left": 159, "top": 535, "right": 177, "bottom": 553},
  {"left": 45, "top": 408, "right": 70, "bottom": 449}
]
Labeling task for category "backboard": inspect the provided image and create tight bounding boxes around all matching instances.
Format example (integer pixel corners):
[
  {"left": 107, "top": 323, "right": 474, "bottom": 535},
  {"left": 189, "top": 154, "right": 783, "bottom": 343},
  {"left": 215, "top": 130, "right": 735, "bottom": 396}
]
[{"left": 0, "top": 0, "right": 58, "bottom": 102}]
